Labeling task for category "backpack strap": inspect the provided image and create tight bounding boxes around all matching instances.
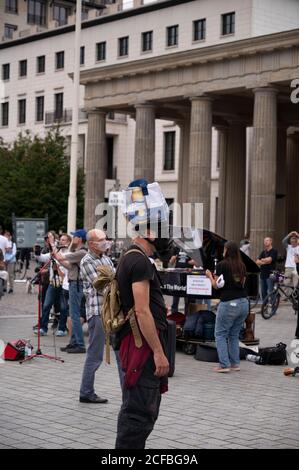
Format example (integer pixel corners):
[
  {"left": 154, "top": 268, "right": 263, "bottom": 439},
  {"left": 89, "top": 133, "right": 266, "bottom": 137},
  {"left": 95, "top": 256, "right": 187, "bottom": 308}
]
[{"left": 116, "top": 247, "right": 149, "bottom": 351}]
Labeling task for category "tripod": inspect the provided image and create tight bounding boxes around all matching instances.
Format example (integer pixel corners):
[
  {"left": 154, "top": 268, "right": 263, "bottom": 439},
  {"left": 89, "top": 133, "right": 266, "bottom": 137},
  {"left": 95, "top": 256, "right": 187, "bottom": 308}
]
[{"left": 20, "top": 261, "right": 64, "bottom": 364}]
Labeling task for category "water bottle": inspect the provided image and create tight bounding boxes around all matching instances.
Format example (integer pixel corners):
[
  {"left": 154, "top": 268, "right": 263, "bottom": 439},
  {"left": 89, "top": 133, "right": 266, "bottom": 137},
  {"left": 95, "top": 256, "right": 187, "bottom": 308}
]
[{"left": 246, "top": 354, "right": 260, "bottom": 363}]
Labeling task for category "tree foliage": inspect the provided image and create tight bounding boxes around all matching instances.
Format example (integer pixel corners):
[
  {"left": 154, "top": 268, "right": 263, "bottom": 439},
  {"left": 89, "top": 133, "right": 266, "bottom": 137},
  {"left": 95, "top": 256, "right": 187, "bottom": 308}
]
[{"left": 0, "top": 129, "right": 84, "bottom": 232}]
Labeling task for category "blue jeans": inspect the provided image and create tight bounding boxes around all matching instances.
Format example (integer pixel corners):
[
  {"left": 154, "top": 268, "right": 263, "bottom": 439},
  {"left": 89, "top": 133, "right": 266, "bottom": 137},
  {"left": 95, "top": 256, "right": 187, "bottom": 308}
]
[
  {"left": 40, "top": 285, "right": 68, "bottom": 332},
  {"left": 260, "top": 277, "right": 274, "bottom": 301},
  {"left": 69, "top": 281, "right": 85, "bottom": 348},
  {"left": 215, "top": 298, "right": 249, "bottom": 369},
  {"left": 80, "top": 315, "right": 123, "bottom": 398}
]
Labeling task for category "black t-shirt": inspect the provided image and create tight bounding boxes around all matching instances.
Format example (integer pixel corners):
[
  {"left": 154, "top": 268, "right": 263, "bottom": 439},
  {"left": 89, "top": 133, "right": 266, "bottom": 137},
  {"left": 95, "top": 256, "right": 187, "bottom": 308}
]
[
  {"left": 175, "top": 250, "right": 192, "bottom": 269},
  {"left": 116, "top": 245, "right": 167, "bottom": 331},
  {"left": 258, "top": 248, "right": 277, "bottom": 279},
  {"left": 216, "top": 260, "right": 247, "bottom": 302}
]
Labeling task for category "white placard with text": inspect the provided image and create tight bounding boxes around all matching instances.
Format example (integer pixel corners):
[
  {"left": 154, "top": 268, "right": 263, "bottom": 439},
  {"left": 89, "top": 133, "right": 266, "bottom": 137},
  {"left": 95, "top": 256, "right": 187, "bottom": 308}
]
[{"left": 186, "top": 275, "right": 212, "bottom": 296}]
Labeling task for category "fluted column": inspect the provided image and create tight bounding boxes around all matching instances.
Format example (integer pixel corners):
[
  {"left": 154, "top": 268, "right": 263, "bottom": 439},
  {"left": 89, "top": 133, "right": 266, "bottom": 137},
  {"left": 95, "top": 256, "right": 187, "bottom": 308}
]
[
  {"left": 216, "top": 126, "right": 228, "bottom": 237},
  {"left": 274, "top": 126, "right": 288, "bottom": 249},
  {"left": 224, "top": 121, "right": 246, "bottom": 242},
  {"left": 188, "top": 96, "right": 213, "bottom": 229},
  {"left": 177, "top": 115, "right": 191, "bottom": 205},
  {"left": 84, "top": 110, "right": 107, "bottom": 231},
  {"left": 286, "top": 132, "right": 299, "bottom": 231},
  {"left": 134, "top": 103, "right": 155, "bottom": 182},
  {"left": 250, "top": 87, "right": 277, "bottom": 259}
]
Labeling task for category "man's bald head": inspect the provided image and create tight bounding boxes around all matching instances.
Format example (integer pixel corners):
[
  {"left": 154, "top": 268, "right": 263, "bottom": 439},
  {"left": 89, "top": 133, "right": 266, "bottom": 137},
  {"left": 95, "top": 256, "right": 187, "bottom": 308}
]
[{"left": 87, "top": 229, "right": 106, "bottom": 242}]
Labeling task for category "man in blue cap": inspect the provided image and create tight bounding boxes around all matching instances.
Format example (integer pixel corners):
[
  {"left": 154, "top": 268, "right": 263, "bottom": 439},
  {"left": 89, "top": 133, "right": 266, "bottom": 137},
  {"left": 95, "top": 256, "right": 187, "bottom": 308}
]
[{"left": 53, "top": 229, "right": 88, "bottom": 353}]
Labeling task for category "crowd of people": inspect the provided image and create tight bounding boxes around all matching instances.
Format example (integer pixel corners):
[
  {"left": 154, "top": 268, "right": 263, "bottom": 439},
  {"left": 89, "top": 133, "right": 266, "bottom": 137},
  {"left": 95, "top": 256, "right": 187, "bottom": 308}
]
[{"left": 1, "top": 188, "right": 299, "bottom": 448}]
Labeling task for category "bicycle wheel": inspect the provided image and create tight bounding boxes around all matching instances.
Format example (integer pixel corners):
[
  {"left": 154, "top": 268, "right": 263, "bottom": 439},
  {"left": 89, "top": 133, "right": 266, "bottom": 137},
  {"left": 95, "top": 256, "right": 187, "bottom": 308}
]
[{"left": 261, "top": 291, "right": 280, "bottom": 319}]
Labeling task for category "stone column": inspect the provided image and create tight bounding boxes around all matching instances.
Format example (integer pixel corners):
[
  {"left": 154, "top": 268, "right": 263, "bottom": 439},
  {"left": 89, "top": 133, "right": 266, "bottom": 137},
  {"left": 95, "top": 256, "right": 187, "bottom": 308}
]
[
  {"left": 188, "top": 96, "right": 213, "bottom": 229},
  {"left": 216, "top": 126, "right": 228, "bottom": 237},
  {"left": 274, "top": 126, "right": 288, "bottom": 250},
  {"left": 84, "top": 110, "right": 107, "bottom": 231},
  {"left": 286, "top": 132, "right": 299, "bottom": 231},
  {"left": 177, "top": 115, "right": 191, "bottom": 205},
  {"left": 224, "top": 121, "right": 246, "bottom": 242},
  {"left": 250, "top": 87, "right": 277, "bottom": 260},
  {"left": 134, "top": 103, "right": 155, "bottom": 182}
]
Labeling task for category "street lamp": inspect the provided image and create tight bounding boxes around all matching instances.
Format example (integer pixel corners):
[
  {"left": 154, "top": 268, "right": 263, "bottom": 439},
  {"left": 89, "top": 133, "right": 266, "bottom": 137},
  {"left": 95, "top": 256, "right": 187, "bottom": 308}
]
[{"left": 67, "top": 0, "right": 82, "bottom": 234}]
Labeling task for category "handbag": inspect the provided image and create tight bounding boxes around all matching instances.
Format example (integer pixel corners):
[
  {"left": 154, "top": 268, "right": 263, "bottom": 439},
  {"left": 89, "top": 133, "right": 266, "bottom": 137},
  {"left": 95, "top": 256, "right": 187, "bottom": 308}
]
[{"left": 257, "top": 342, "right": 288, "bottom": 365}]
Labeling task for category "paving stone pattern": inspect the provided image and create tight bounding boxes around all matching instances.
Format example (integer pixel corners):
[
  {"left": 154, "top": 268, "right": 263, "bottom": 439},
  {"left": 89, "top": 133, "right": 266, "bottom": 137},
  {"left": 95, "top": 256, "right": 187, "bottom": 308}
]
[{"left": 0, "top": 283, "right": 298, "bottom": 449}]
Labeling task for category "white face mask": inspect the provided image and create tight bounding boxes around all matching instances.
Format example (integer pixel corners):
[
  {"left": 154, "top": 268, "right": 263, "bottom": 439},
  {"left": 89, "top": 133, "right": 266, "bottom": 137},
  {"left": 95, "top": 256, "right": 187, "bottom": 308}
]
[{"left": 92, "top": 240, "right": 112, "bottom": 253}]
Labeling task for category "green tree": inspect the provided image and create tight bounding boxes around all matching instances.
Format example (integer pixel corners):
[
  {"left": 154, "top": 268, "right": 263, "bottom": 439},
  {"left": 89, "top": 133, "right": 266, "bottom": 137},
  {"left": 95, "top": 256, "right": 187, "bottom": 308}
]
[{"left": 0, "top": 129, "right": 84, "bottom": 232}]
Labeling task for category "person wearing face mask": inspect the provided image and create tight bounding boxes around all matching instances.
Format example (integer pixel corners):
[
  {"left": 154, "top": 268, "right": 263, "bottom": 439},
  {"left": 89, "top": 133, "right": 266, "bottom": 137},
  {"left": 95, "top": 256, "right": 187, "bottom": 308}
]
[
  {"left": 115, "top": 179, "right": 171, "bottom": 449},
  {"left": 53, "top": 229, "right": 88, "bottom": 353},
  {"left": 79, "top": 229, "right": 120, "bottom": 403}
]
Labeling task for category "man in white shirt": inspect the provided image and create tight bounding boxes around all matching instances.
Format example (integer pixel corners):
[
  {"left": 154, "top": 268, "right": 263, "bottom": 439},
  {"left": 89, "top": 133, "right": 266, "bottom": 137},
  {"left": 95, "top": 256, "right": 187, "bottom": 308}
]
[
  {"left": 282, "top": 231, "right": 299, "bottom": 290},
  {"left": 0, "top": 233, "right": 9, "bottom": 257}
]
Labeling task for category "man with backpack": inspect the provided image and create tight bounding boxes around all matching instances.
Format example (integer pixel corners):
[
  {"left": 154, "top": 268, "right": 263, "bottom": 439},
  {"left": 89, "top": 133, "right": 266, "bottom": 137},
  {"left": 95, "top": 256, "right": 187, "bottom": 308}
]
[
  {"left": 52, "top": 229, "right": 87, "bottom": 353},
  {"left": 114, "top": 179, "right": 171, "bottom": 449},
  {"left": 79, "top": 229, "right": 122, "bottom": 403}
]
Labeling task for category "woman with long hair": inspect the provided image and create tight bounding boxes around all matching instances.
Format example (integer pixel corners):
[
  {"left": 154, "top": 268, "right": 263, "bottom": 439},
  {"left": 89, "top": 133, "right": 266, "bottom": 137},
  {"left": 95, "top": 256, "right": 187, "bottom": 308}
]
[{"left": 206, "top": 241, "right": 249, "bottom": 373}]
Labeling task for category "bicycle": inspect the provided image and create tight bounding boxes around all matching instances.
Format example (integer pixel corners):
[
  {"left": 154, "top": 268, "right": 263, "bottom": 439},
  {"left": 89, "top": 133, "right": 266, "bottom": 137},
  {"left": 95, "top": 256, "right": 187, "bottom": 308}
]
[
  {"left": 14, "top": 250, "right": 28, "bottom": 280},
  {"left": 261, "top": 271, "right": 298, "bottom": 319}
]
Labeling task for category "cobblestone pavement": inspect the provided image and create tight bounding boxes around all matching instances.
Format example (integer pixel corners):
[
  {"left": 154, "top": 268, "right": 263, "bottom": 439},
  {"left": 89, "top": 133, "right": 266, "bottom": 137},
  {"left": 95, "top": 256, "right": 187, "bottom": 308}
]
[{"left": 0, "top": 282, "right": 299, "bottom": 449}]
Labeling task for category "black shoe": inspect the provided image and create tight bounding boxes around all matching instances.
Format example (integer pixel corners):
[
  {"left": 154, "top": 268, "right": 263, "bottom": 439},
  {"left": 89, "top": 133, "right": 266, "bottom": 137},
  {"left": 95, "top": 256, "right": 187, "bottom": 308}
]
[
  {"left": 8, "top": 289, "right": 13, "bottom": 294},
  {"left": 67, "top": 347, "right": 86, "bottom": 354},
  {"left": 60, "top": 343, "right": 76, "bottom": 352},
  {"left": 79, "top": 396, "right": 108, "bottom": 404}
]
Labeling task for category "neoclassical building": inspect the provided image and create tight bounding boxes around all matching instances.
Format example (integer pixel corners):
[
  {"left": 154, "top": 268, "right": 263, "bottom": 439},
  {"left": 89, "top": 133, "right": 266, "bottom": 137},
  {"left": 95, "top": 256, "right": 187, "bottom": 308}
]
[{"left": 79, "top": 3, "right": 299, "bottom": 257}]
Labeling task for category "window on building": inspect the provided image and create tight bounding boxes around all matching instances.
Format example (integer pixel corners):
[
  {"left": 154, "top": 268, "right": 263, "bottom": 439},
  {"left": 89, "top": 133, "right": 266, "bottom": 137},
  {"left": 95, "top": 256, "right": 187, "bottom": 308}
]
[
  {"left": 81, "top": 9, "right": 88, "bottom": 21},
  {"left": 222, "top": 12, "right": 235, "bottom": 35},
  {"left": 54, "top": 92, "right": 63, "bottom": 120},
  {"left": 193, "top": 18, "right": 206, "bottom": 41},
  {"left": 55, "top": 51, "right": 64, "bottom": 70},
  {"left": 53, "top": 3, "right": 69, "bottom": 26},
  {"left": 2, "top": 64, "right": 10, "bottom": 81},
  {"left": 142, "top": 31, "right": 153, "bottom": 52},
  {"left": 5, "top": 0, "right": 18, "bottom": 14},
  {"left": 163, "top": 131, "right": 176, "bottom": 171},
  {"left": 19, "top": 59, "right": 27, "bottom": 77},
  {"left": 37, "top": 55, "right": 45, "bottom": 73},
  {"left": 118, "top": 36, "right": 129, "bottom": 57},
  {"left": 4, "top": 24, "right": 17, "bottom": 39},
  {"left": 28, "top": 0, "right": 46, "bottom": 26},
  {"left": 18, "top": 99, "right": 26, "bottom": 124},
  {"left": 96, "top": 41, "right": 106, "bottom": 61},
  {"left": 36, "top": 96, "right": 44, "bottom": 122},
  {"left": 1, "top": 102, "right": 9, "bottom": 127},
  {"left": 167, "top": 25, "right": 178, "bottom": 47},
  {"left": 80, "top": 46, "right": 85, "bottom": 65}
]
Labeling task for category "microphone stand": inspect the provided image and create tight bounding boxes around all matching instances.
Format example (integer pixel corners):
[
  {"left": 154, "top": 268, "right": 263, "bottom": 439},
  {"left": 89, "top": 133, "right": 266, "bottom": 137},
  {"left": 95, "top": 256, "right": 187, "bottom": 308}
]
[{"left": 20, "top": 258, "right": 64, "bottom": 364}]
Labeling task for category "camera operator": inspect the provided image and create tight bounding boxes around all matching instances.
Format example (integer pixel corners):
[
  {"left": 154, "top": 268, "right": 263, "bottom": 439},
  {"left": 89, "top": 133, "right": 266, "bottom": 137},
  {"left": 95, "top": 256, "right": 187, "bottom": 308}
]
[{"left": 33, "top": 231, "right": 69, "bottom": 336}]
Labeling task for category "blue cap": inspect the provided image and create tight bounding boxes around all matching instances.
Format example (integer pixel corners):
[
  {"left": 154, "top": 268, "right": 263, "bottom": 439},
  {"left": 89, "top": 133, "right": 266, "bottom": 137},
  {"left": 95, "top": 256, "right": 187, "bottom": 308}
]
[{"left": 70, "top": 229, "right": 87, "bottom": 241}]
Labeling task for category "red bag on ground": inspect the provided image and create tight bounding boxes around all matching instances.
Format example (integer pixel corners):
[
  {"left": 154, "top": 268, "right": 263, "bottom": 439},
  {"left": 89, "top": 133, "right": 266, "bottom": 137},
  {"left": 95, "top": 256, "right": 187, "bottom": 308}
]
[{"left": 3, "top": 340, "right": 26, "bottom": 361}]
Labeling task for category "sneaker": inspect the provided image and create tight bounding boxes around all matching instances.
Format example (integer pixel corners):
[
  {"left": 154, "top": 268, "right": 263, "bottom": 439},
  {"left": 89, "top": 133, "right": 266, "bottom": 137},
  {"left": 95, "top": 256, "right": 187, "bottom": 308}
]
[
  {"left": 8, "top": 289, "right": 13, "bottom": 294},
  {"left": 213, "top": 366, "right": 230, "bottom": 373},
  {"left": 34, "top": 328, "right": 47, "bottom": 336},
  {"left": 55, "top": 330, "right": 67, "bottom": 337},
  {"left": 230, "top": 365, "right": 241, "bottom": 371},
  {"left": 60, "top": 343, "right": 76, "bottom": 352},
  {"left": 67, "top": 346, "right": 86, "bottom": 354}
]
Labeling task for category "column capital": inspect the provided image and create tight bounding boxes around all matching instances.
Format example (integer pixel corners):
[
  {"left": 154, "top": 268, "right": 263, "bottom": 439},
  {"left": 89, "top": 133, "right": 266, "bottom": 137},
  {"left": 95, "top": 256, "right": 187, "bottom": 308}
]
[
  {"left": 134, "top": 102, "right": 156, "bottom": 110},
  {"left": 252, "top": 86, "right": 279, "bottom": 95},
  {"left": 188, "top": 94, "right": 213, "bottom": 103},
  {"left": 86, "top": 107, "right": 107, "bottom": 117}
]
